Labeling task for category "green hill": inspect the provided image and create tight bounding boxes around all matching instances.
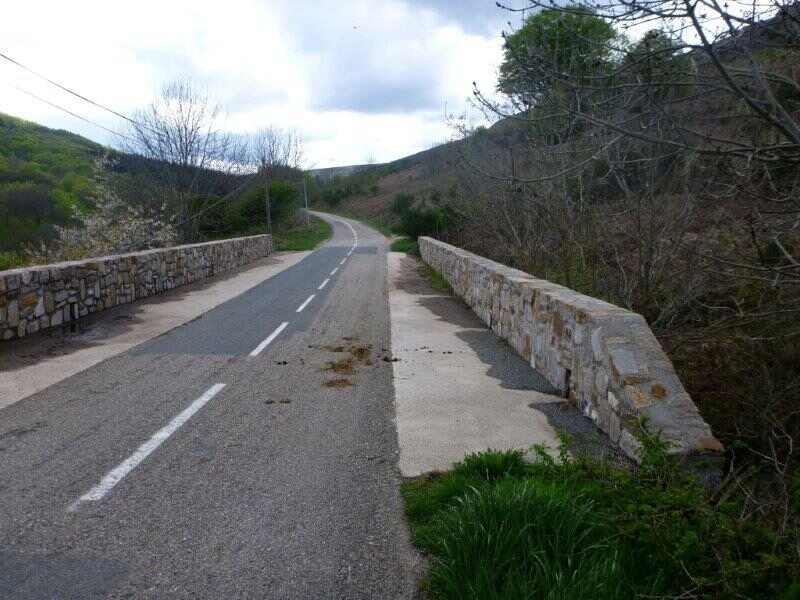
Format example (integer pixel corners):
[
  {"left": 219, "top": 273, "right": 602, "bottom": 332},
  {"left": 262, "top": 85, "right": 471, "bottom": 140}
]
[
  {"left": 0, "top": 112, "right": 104, "bottom": 268},
  {"left": 0, "top": 112, "right": 325, "bottom": 268}
]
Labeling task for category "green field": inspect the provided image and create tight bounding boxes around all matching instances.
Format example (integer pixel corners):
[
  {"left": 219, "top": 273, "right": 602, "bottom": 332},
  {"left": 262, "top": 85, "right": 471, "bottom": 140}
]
[{"left": 272, "top": 216, "right": 332, "bottom": 251}]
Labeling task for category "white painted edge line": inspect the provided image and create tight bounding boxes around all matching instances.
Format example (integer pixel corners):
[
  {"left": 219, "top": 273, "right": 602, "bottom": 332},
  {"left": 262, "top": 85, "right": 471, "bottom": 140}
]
[
  {"left": 296, "top": 294, "right": 315, "bottom": 313},
  {"left": 69, "top": 383, "right": 226, "bottom": 510},
  {"left": 347, "top": 249, "right": 354, "bottom": 256},
  {"left": 339, "top": 258, "right": 347, "bottom": 266},
  {"left": 341, "top": 220, "right": 359, "bottom": 247},
  {"left": 318, "top": 278, "right": 330, "bottom": 290},
  {"left": 330, "top": 267, "right": 338, "bottom": 276},
  {"left": 249, "top": 321, "right": 290, "bottom": 357}
]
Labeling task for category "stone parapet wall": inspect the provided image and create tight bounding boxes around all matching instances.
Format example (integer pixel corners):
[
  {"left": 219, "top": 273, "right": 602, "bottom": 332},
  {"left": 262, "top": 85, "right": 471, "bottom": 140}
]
[
  {"left": 0, "top": 235, "right": 272, "bottom": 342},
  {"left": 419, "top": 236, "right": 722, "bottom": 461}
]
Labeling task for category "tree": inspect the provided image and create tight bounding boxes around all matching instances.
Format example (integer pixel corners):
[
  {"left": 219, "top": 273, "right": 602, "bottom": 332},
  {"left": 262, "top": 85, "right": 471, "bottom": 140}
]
[
  {"left": 121, "top": 79, "right": 246, "bottom": 240},
  {"left": 248, "top": 126, "right": 304, "bottom": 178},
  {"left": 498, "top": 7, "right": 617, "bottom": 105}
]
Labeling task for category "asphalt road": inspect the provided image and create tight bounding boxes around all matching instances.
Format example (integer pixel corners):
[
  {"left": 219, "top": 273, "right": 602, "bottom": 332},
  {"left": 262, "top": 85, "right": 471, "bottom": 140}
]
[{"left": 0, "top": 214, "right": 420, "bottom": 599}]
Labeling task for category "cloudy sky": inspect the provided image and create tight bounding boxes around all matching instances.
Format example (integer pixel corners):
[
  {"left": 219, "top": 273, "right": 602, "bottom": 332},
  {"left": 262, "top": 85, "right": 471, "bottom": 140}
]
[{"left": 0, "top": 1, "right": 528, "bottom": 168}]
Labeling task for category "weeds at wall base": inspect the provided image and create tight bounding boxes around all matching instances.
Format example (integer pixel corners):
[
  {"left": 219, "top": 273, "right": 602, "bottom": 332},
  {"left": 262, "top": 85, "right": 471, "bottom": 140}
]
[{"left": 402, "top": 438, "right": 800, "bottom": 600}]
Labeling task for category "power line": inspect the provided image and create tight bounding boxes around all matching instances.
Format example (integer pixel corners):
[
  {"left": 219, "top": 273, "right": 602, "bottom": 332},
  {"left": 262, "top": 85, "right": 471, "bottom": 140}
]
[
  {"left": 0, "top": 49, "right": 156, "bottom": 135},
  {"left": 8, "top": 84, "right": 135, "bottom": 143}
]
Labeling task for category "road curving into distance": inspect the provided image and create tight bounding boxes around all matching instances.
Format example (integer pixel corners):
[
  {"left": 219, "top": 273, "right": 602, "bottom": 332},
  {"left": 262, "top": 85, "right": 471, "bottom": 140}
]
[{"left": 0, "top": 213, "right": 420, "bottom": 599}]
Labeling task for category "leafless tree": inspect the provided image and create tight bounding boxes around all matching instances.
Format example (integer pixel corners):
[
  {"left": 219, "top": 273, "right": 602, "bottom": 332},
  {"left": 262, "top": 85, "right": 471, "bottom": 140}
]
[
  {"left": 120, "top": 79, "right": 247, "bottom": 240},
  {"left": 459, "top": 1, "right": 800, "bottom": 328},
  {"left": 248, "top": 126, "right": 304, "bottom": 178}
]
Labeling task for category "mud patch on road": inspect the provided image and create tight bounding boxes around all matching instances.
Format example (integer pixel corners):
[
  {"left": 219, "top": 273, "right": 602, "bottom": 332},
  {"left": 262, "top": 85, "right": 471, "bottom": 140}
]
[
  {"left": 319, "top": 340, "right": 376, "bottom": 387},
  {"left": 349, "top": 344, "right": 372, "bottom": 362},
  {"left": 324, "top": 357, "right": 356, "bottom": 375}
]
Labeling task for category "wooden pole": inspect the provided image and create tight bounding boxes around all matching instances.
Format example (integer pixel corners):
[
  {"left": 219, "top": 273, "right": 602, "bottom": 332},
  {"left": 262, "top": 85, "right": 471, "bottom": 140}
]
[
  {"left": 303, "top": 176, "right": 309, "bottom": 225},
  {"left": 265, "top": 176, "right": 272, "bottom": 235}
]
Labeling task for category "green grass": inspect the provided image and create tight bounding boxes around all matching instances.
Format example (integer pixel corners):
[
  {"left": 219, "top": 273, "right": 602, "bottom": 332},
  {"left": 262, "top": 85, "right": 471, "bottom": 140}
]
[
  {"left": 402, "top": 442, "right": 800, "bottom": 600},
  {"left": 0, "top": 251, "right": 28, "bottom": 271},
  {"left": 390, "top": 237, "right": 418, "bottom": 254},
  {"left": 272, "top": 216, "right": 332, "bottom": 251}
]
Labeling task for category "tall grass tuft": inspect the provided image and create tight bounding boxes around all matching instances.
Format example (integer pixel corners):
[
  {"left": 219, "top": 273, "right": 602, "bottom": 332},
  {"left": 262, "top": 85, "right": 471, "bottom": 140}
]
[{"left": 402, "top": 444, "right": 800, "bottom": 599}]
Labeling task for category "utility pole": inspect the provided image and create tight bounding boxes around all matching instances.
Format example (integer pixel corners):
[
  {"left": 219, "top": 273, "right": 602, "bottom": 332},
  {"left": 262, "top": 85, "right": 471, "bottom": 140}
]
[
  {"left": 303, "top": 175, "right": 309, "bottom": 225},
  {"left": 265, "top": 175, "right": 272, "bottom": 235}
]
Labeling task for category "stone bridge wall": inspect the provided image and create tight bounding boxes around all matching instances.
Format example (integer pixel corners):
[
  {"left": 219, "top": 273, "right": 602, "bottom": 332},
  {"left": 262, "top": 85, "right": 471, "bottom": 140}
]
[
  {"left": 0, "top": 235, "right": 272, "bottom": 342},
  {"left": 419, "top": 236, "right": 722, "bottom": 461}
]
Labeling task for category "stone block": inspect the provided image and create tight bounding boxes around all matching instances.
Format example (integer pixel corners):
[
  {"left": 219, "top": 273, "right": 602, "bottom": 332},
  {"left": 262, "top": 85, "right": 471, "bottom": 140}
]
[
  {"left": 34, "top": 296, "right": 45, "bottom": 318},
  {"left": 7, "top": 300, "right": 19, "bottom": 327},
  {"left": 20, "top": 292, "right": 38, "bottom": 310},
  {"left": 608, "top": 345, "right": 649, "bottom": 384}
]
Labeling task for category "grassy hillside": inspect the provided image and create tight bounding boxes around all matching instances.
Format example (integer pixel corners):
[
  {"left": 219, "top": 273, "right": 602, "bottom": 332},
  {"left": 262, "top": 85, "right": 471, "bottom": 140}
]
[
  {"left": 308, "top": 117, "right": 524, "bottom": 232},
  {"left": 0, "top": 112, "right": 104, "bottom": 267},
  {"left": 0, "top": 112, "right": 329, "bottom": 266}
]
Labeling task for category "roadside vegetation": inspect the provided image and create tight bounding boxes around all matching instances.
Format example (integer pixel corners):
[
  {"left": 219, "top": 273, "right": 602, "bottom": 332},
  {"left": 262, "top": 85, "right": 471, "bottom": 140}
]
[
  {"left": 0, "top": 112, "right": 102, "bottom": 266},
  {"left": 404, "top": 442, "right": 800, "bottom": 600},
  {"left": 0, "top": 84, "right": 317, "bottom": 268},
  {"left": 317, "top": 4, "right": 800, "bottom": 585},
  {"left": 389, "top": 237, "right": 417, "bottom": 254},
  {"left": 272, "top": 216, "right": 332, "bottom": 251}
]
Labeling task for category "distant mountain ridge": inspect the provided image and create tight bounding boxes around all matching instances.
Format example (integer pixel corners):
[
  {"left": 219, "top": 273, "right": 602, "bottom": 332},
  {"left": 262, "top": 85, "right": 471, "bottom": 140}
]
[{"left": 308, "top": 163, "right": 377, "bottom": 182}]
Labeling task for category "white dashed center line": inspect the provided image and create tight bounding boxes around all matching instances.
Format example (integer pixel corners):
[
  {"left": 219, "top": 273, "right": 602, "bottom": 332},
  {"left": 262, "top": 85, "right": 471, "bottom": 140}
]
[
  {"left": 296, "top": 294, "right": 315, "bottom": 312},
  {"left": 250, "top": 321, "right": 289, "bottom": 357},
  {"left": 330, "top": 267, "right": 338, "bottom": 276},
  {"left": 339, "top": 258, "right": 347, "bottom": 266},
  {"left": 69, "top": 383, "right": 227, "bottom": 510},
  {"left": 318, "top": 278, "right": 330, "bottom": 290}
]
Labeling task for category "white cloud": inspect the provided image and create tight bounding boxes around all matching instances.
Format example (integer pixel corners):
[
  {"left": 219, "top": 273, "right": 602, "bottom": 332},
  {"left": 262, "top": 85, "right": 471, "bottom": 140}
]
[{"left": 0, "top": 0, "right": 504, "bottom": 167}]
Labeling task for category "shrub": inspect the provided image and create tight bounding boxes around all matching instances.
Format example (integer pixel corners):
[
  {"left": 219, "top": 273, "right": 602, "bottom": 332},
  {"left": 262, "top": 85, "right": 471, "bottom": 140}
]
[
  {"left": 398, "top": 205, "right": 449, "bottom": 240},
  {"left": 402, "top": 441, "right": 800, "bottom": 600},
  {"left": 391, "top": 192, "right": 415, "bottom": 215},
  {"left": 389, "top": 237, "right": 418, "bottom": 254}
]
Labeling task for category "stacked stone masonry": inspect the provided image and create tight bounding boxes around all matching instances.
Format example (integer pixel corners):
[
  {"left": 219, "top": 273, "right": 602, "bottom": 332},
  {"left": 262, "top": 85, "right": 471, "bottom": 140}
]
[
  {"left": 0, "top": 235, "right": 272, "bottom": 342},
  {"left": 419, "top": 236, "right": 722, "bottom": 462}
]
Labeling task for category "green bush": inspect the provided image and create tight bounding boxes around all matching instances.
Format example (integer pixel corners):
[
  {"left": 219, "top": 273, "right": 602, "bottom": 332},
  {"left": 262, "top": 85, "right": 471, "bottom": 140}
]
[
  {"left": 391, "top": 192, "right": 415, "bottom": 215},
  {"left": 0, "top": 112, "right": 101, "bottom": 256},
  {"left": 402, "top": 441, "right": 800, "bottom": 600},
  {"left": 193, "top": 179, "right": 300, "bottom": 239},
  {"left": 0, "top": 251, "right": 27, "bottom": 271},
  {"left": 398, "top": 205, "right": 449, "bottom": 240},
  {"left": 389, "top": 237, "right": 418, "bottom": 254}
]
